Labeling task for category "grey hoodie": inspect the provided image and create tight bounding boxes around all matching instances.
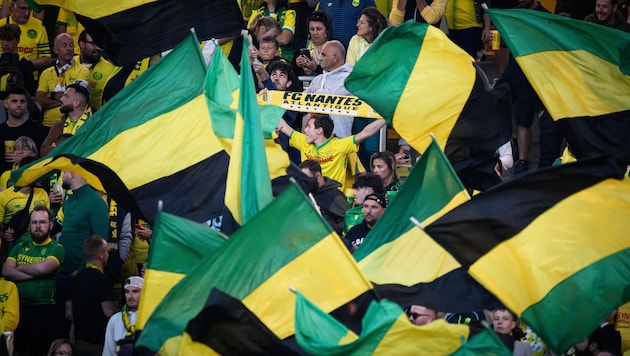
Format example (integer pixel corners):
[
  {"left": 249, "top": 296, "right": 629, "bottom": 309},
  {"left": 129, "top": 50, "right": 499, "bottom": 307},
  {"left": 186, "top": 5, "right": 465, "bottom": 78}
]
[{"left": 305, "top": 63, "right": 355, "bottom": 138}]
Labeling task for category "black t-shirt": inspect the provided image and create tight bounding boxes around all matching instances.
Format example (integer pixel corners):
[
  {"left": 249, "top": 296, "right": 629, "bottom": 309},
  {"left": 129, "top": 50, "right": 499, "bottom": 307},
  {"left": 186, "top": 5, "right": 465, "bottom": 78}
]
[
  {"left": 343, "top": 220, "right": 371, "bottom": 251},
  {"left": 71, "top": 267, "right": 115, "bottom": 344},
  {"left": 0, "top": 119, "right": 47, "bottom": 172}
]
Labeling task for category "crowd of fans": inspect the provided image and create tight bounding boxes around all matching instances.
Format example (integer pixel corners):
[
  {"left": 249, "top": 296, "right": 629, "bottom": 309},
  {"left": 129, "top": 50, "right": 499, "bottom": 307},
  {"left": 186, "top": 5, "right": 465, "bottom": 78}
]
[{"left": 0, "top": 0, "right": 625, "bottom": 354}]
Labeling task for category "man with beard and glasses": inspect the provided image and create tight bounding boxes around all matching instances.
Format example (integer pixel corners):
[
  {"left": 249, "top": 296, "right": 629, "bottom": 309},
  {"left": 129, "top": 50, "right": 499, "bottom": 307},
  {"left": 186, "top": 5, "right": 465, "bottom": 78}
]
[
  {"left": 35, "top": 33, "right": 90, "bottom": 128},
  {"left": 3, "top": 205, "right": 65, "bottom": 356},
  {"left": 40, "top": 80, "right": 92, "bottom": 156},
  {"left": 77, "top": 31, "right": 116, "bottom": 110}
]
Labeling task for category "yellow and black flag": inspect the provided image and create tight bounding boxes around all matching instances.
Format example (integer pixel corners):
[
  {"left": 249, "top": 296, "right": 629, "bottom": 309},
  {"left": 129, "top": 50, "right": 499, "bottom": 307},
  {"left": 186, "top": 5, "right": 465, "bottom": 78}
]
[
  {"left": 136, "top": 211, "right": 227, "bottom": 331},
  {"left": 345, "top": 21, "right": 511, "bottom": 191},
  {"left": 136, "top": 184, "right": 375, "bottom": 354},
  {"left": 354, "top": 138, "right": 500, "bottom": 313},
  {"left": 12, "top": 33, "right": 229, "bottom": 226},
  {"left": 488, "top": 9, "right": 630, "bottom": 162},
  {"left": 424, "top": 157, "right": 630, "bottom": 354},
  {"left": 26, "top": 0, "right": 244, "bottom": 66}
]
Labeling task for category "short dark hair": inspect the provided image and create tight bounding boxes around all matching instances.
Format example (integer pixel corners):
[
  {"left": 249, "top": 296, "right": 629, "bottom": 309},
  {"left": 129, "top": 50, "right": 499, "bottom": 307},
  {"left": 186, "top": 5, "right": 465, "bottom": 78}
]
[
  {"left": 83, "top": 235, "right": 106, "bottom": 260},
  {"left": 31, "top": 205, "right": 53, "bottom": 221},
  {"left": 267, "top": 60, "right": 291, "bottom": 77},
  {"left": 78, "top": 30, "right": 88, "bottom": 43},
  {"left": 259, "top": 36, "right": 278, "bottom": 49},
  {"left": 299, "top": 159, "right": 322, "bottom": 175},
  {"left": 67, "top": 80, "right": 91, "bottom": 102},
  {"left": 0, "top": 24, "right": 20, "bottom": 41},
  {"left": 352, "top": 172, "right": 385, "bottom": 194},
  {"left": 309, "top": 114, "right": 334, "bottom": 138},
  {"left": 5, "top": 87, "right": 28, "bottom": 98}
]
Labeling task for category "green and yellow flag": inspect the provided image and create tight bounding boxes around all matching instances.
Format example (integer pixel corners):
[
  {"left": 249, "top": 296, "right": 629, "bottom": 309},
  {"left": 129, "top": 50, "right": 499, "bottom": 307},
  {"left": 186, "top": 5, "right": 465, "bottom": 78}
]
[
  {"left": 425, "top": 157, "right": 630, "bottom": 353},
  {"left": 136, "top": 211, "right": 227, "bottom": 330},
  {"left": 353, "top": 138, "right": 497, "bottom": 312},
  {"left": 205, "top": 35, "right": 289, "bottom": 229},
  {"left": 135, "top": 184, "right": 374, "bottom": 354},
  {"left": 12, "top": 33, "right": 230, "bottom": 226},
  {"left": 293, "top": 290, "right": 508, "bottom": 355},
  {"left": 345, "top": 21, "right": 510, "bottom": 190},
  {"left": 25, "top": 0, "right": 243, "bottom": 65},
  {"left": 487, "top": 9, "right": 630, "bottom": 160}
]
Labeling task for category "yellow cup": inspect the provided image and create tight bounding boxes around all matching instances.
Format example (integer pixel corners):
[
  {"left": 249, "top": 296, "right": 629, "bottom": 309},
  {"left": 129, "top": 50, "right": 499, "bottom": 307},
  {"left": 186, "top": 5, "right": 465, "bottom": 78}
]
[
  {"left": 491, "top": 30, "right": 500, "bottom": 51},
  {"left": 4, "top": 140, "right": 15, "bottom": 152}
]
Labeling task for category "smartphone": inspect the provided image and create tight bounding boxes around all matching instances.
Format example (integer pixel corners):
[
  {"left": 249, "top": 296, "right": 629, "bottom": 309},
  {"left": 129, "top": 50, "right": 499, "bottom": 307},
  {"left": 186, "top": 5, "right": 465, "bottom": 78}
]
[{"left": 299, "top": 48, "right": 311, "bottom": 60}]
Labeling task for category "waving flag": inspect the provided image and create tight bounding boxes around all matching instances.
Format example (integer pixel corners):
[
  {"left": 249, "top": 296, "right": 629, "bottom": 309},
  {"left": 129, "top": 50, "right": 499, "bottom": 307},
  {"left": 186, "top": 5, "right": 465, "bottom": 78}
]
[
  {"left": 345, "top": 21, "right": 510, "bottom": 190},
  {"left": 425, "top": 157, "right": 629, "bottom": 353},
  {"left": 26, "top": 0, "right": 244, "bottom": 66},
  {"left": 13, "top": 33, "right": 229, "bottom": 227},
  {"left": 136, "top": 211, "right": 227, "bottom": 330},
  {"left": 354, "top": 138, "right": 498, "bottom": 312},
  {"left": 487, "top": 9, "right": 630, "bottom": 161},
  {"left": 136, "top": 184, "right": 374, "bottom": 354}
]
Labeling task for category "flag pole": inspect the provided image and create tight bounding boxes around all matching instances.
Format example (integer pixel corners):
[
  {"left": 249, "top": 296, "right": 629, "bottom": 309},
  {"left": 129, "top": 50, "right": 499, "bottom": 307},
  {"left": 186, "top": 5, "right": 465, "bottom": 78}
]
[{"left": 409, "top": 216, "right": 424, "bottom": 230}]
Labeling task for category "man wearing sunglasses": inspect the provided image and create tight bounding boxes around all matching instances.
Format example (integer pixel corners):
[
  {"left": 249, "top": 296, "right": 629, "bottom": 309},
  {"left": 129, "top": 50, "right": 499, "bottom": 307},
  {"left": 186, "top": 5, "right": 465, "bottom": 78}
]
[{"left": 408, "top": 305, "right": 438, "bottom": 326}]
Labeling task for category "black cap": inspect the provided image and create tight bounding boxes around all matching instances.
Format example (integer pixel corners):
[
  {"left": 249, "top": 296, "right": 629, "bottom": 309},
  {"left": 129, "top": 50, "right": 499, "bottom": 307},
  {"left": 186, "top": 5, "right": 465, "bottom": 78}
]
[{"left": 364, "top": 192, "right": 387, "bottom": 208}]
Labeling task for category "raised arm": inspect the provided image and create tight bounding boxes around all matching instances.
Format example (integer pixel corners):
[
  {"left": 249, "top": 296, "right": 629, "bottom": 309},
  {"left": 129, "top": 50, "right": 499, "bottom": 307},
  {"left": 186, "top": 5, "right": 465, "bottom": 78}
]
[
  {"left": 355, "top": 119, "right": 386, "bottom": 144},
  {"left": 277, "top": 118, "right": 295, "bottom": 137}
]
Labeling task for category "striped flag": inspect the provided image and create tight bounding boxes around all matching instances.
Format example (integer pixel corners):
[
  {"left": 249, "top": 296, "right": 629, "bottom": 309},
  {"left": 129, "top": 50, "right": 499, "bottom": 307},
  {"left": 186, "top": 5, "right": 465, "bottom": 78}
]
[
  {"left": 26, "top": 0, "right": 244, "bottom": 66},
  {"left": 345, "top": 21, "right": 511, "bottom": 190},
  {"left": 135, "top": 183, "right": 375, "bottom": 354},
  {"left": 136, "top": 211, "right": 227, "bottom": 330},
  {"left": 354, "top": 138, "right": 499, "bottom": 312},
  {"left": 12, "top": 32, "right": 230, "bottom": 227},
  {"left": 293, "top": 290, "right": 510, "bottom": 355},
  {"left": 424, "top": 157, "right": 629, "bottom": 353},
  {"left": 487, "top": 9, "right": 630, "bottom": 161},
  {"left": 204, "top": 35, "right": 290, "bottom": 230}
]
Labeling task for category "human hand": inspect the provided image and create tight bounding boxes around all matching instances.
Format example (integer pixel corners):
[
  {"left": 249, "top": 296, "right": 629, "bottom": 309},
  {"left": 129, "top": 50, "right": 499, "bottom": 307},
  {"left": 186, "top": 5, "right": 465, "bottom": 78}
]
[
  {"left": 3, "top": 228, "right": 14, "bottom": 242},
  {"left": 4, "top": 150, "right": 15, "bottom": 163},
  {"left": 137, "top": 226, "right": 152, "bottom": 241},
  {"left": 481, "top": 27, "right": 491, "bottom": 42},
  {"left": 49, "top": 190, "right": 64, "bottom": 204}
]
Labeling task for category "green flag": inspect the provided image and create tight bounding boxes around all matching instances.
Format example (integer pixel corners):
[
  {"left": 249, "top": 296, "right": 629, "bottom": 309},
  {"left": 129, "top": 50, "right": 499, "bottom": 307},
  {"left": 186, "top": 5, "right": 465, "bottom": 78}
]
[
  {"left": 425, "top": 157, "right": 629, "bottom": 353},
  {"left": 12, "top": 32, "right": 231, "bottom": 226},
  {"left": 487, "top": 8, "right": 630, "bottom": 160},
  {"left": 293, "top": 290, "right": 475, "bottom": 355},
  {"left": 345, "top": 21, "right": 510, "bottom": 190},
  {"left": 205, "top": 35, "right": 288, "bottom": 228},
  {"left": 136, "top": 211, "right": 227, "bottom": 330},
  {"left": 136, "top": 183, "right": 374, "bottom": 354},
  {"left": 354, "top": 138, "right": 497, "bottom": 313}
]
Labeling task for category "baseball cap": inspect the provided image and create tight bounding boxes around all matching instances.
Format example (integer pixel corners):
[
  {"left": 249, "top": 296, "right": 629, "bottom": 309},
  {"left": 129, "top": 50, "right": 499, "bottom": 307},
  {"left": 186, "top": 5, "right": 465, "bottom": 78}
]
[
  {"left": 124, "top": 276, "right": 144, "bottom": 290},
  {"left": 364, "top": 192, "right": 387, "bottom": 208}
]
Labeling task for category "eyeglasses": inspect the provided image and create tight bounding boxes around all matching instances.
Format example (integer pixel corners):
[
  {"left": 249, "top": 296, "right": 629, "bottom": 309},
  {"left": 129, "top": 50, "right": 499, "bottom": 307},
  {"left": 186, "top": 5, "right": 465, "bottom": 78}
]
[
  {"left": 15, "top": 5, "right": 30, "bottom": 12},
  {"left": 55, "top": 351, "right": 72, "bottom": 356},
  {"left": 14, "top": 146, "right": 32, "bottom": 151},
  {"left": 30, "top": 220, "right": 50, "bottom": 226},
  {"left": 357, "top": 20, "right": 368, "bottom": 25}
]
